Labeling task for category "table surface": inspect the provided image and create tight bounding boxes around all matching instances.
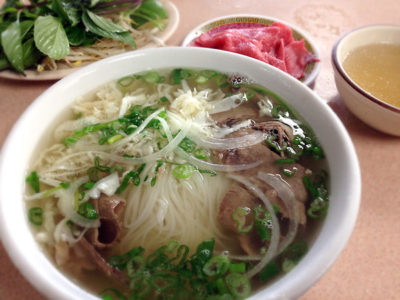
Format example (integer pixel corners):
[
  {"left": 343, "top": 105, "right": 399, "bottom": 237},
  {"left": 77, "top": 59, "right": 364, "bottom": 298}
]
[{"left": 1, "top": 0, "right": 400, "bottom": 299}]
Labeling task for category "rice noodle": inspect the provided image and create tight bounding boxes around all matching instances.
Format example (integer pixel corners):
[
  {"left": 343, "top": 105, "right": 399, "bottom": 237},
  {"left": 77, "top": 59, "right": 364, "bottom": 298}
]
[
  {"left": 257, "top": 172, "right": 299, "bottom": 253},
  {"left": 228, "top": 174, "right": 280, "bottom": 279}
]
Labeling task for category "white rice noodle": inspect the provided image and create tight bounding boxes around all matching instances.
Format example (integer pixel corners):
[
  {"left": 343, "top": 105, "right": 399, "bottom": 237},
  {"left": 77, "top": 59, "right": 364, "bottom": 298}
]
[
  {"left": 228, "top": 174, "right": 280, "bottom": 279},
  {"left": 208, "top": 93, "right": 246, "bottom": 114},
  {"left": 175, "top": 148, "right": 262, "bottom": 172},
  {"left": 257, "top": 172, "right": 299, "bottom": 253},
  {"left": 181, "top": 79, "right": 190, "bottom": 92},
  {"left": 188, "top": 130, "right": 268, "bottom": 150}
]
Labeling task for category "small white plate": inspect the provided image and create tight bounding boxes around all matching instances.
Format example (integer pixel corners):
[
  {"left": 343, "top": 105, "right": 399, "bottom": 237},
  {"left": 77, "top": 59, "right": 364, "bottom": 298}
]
[
  {"left": 0, "top": 0, "right": 179, "bottom": 81},
  {"left": 182, "top": 14, "right": 321, "bottom": 87}
]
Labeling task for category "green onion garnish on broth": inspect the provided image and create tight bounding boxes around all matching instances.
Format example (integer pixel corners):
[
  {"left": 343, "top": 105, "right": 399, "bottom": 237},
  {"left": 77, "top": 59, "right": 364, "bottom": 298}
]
[
  {"left": 172, "top": 164, "right": 195, "bottom": 179},
  {"left": 78, "top": 202, "right": 99, "bottom": 220},
  {"left": 26, "top": 171, "right": 40, "bottom": 193},
  {"left": 203, "top": 255, "right": 230, "bottom": 277},
  {"left": 232, "top": 207, "right": 253, "bottom": 234},
  {"left": 116, "top": 163, "right": 146, "bottom": 193},
  {"left": 274, "top": 158, "right": 297, "bottom": 165},
  {"left": 225, "top": 272, "right": 251, "bottom": 298},
  {"left": 28, "top": 207, "right": 43, "bottom": 226}
]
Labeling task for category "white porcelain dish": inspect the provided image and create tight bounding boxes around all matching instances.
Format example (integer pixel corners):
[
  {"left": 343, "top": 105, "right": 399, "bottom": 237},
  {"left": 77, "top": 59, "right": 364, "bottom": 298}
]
[
  {"left": 332, "top": 25, "right": 400, "bottom": 136},
  {"left": 0, "top": 47, "right": 360, "bottom": 299},
  {"left": 182, "top": 14, "right": 321, "bottom": 88}
]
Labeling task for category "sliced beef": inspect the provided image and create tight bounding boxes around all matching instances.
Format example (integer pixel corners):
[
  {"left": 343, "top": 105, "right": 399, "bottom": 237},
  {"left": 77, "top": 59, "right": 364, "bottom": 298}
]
[
  {"left": 85, "top": 194, "right": 126, "bottom": 250},
  {"left": 78, "top": 194, "right": 128, "bottom": 286},
  {"left": 79, "top": 237, "right": 130, "bottom": 286},
  {"left": 215, "top": 121, "right": 309, "bottom": 255}
]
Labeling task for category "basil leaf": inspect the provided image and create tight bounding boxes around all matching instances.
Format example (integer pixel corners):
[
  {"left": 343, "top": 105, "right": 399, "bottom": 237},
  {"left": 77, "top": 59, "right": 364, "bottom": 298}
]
[
  {"left": 34, "top": 16, "right": 70, "bottom": 60},
  {"left": 22, "top": 38, "right": 42, "bottom": 68},
  {"left": 1, "top": 21, "right": 24, "bottom": 73},
  {"left": 51, "top": 0, "right": 80, "bottom": 26},
  {"left": 85, "top": 9, "right": 127, "bottom": 33},
  {"left": 66, "top": 25, "right": 97, "bottom": 46},
  {"left": 82, "top": 10, "right": 136, "bottom": 48},
  {"left": 140, "top": 0, "right": 167, "bottom": 19},
  {"left": 20, "top": 20, "right": 34, "bottom": 39}
]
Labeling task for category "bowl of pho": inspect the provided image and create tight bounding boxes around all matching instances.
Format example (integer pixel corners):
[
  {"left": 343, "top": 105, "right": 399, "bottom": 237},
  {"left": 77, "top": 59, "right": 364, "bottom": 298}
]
[{"left": 0, "top": 47, "right": 360, "bottom": 300}]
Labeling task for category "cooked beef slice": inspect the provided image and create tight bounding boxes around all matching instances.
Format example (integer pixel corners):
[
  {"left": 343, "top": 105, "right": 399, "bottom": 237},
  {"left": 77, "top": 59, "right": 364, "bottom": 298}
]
[{"left": 85, "top": 194, "right": 126, "bottom": 250}]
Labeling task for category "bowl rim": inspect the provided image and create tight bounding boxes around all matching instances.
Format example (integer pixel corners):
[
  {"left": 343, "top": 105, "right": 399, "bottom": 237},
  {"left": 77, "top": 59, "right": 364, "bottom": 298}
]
[
  {"left": 331, "top": 24, "right": 400, "bottom": 114},
  {"left": 181, "top": 13, "right": 321, "bottom": 87},
  {"left": 0, "top": 46, "right": 359, "bottom": 300}
]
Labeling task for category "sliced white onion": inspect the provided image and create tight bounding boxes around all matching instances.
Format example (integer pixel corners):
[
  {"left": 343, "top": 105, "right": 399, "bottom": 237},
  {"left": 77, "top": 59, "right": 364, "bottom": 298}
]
[
  {"left": 55, "top": 178, "right": 100, "bottom": 229},
  {"left": 212, "top": 119, "right": 254, "bottom": 139},
  {"left": 54, "top": 218, "right": 89, "bottom": 244},
  {"left": 188, "top": 130, "right": 268, "bottom": 150},
  {"left": 208, "top": 93, "right": 245, "bottom": 114},
  {"left": 228, "top": 174, "right": 280, "bottom": 279},
  {"left": 257, "top": 172, "right": 299, "bottom": 253},
  {"left": 88, "top": 172, "right": 120, "bottom": 199},
  {"left": 175, "top": 148, "right": 262, "bottom": 172}
]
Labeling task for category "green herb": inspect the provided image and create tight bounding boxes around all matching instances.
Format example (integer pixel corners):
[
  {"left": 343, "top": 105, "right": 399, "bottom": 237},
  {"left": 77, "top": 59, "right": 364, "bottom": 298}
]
[
  {"left": 259, "top": 261, "right": 280, "bottom": 281},
  {"left": 193, "top": 148, "right": 209, "bottom": 160},
  {"left": 303, "top": 171, "right": 329, "bottom": 218},
  {"left": 150, "top": 161, "right": 163, "bottom": 187},
  {"left": 252, "top": 205, "right": 280, "bottom": 243},
  {"left": 225, "top": 273, "right": 251, "bottom": 298},
  {"left": 28, "top": 207, "right": 43, "bottom": 225},
  {"left": 87, "top": 156, "right": 124, "bottom": 182},
  {"left": 78, "top": 202, "right": 99, "bottom": 219},
  {"left": 232, "top": 207, "right": 253, "bottom": 234},
  {"left": 159, "top": 96, "right": 168, "bottom": 102},
  {"left": 116, "top": 163, "right": 146, "bottom": 193},
  {"left": 178, "top": 137, "right": 196, "bottom": 153},
  {"left": 172, "top": 164, "right": 195, "bottom": 179},
  {"left": 26, "top": 171, "right": 40, "bottom": 193},
  {"left": 0, "top": 0, "right": 167, "bottom": 74}
]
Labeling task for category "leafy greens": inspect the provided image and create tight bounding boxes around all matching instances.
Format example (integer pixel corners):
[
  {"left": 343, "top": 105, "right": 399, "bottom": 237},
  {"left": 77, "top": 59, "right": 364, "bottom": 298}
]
[{"left": 0, "top": 0, "right": 167, "bottom": 74}]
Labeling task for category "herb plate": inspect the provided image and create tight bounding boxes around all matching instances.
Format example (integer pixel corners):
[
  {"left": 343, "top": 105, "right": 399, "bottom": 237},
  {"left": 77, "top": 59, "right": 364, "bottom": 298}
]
[{"left": 0, "top": 0, "right": 179, "bottom": 81}]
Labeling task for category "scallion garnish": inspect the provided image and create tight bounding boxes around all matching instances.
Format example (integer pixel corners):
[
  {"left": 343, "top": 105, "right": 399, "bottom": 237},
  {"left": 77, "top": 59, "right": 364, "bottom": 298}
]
[
  {"left": 116, "top": 163, "right": 146, "bottom": 193},
  {"left": 203, "top": 255, "right": 230, "bottom": 277},
  {"left": 78, "top": 202, "right": 99, "bottom": 219},
  {"left": 225, "top": 273, "right": 251, "bottom": 298},
  {"left": 26, "top": 171, "right": 40, "bottom": 193},
  {"left": 28, "top": 207, "right": 43, "bottom": 225},
  {"left": 172, "top": 164, "right": 195, "bottom": 179},
  {"left": 232, "top": 207, "right": 253, "bottom": 234}
]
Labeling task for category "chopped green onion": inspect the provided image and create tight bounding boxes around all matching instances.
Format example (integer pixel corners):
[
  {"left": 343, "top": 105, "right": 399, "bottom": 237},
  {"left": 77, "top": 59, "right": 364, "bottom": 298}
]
[
  {"left": 282, "top": 258, "right": 296, "bottom": 273},
  {"left": 229, "top": 263, "right": 246, "bottom": 273},
  {"left": 232, "top": 207, "right": 253, "bottom": 234},
  {"left": 203, "top": 255, "right": 230, "bottom": 277},
  {"left": 172, "top": 164, "right": 195, "bottom": 179},
  {"left": 28, "top": 207, "right": 43, "bottom": 225},
  {"left": 179, "top": 137, "right": 196, "bottom": 153},
  {"left": 78, "top": 202, "right": 99, "bottom": 219},
  {"left": 193, "top": 148, "right": 209, "bottom": 160},
  {"left": 197, "top": 168, "right": 217, "bottom": 176},
  {"left": 117, "top": 75, "right": 135, "bottom": 87},
  {"left": 144, "top": 71, "right": 161, "bottom": 83},
  {"left": 195, "top": 75, "right": 208, "bottom": 84},
  {"left": 274, "top": 158, "right": 296, "bottom": 165},
  {"left": 266, "top": 135, "right": 287, "bottom": 152},
  {"left": 259, "top": 261, "right": 280, "bottom": 281},
  {"left": 282, "top": 167, "right": 297, "bottom": 177},
  {"left": 225, "top": 273, "right": 251, "bottom": 298},
  {"left": 171, "top": 68, "right": 182, "bottom": 84},
  {"left": 116, "top": 163, "right": 146, "bottom": 193},
  {"left": 26, "top": 171, "right": 40, "bottom": 193},
  {"left": 245, "top": 89, "right": 256, "bottom": 100},
  {"left": 160, "top": 96, "right": 169, "bottom": 102},
  {"left": 101, "top": 288, "right": 127, "bottom": 300},
  {"left": 107, "top": 134, "right": 123, "bottom": 144}
]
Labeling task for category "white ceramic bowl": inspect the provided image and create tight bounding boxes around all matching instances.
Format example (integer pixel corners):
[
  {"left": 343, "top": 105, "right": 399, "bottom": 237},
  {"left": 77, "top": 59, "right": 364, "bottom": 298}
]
[
  {"left": 332, "top": 25, "right": 400, "bottom": 136},
  {"left": 0, "top": 47, "right": 360, "bottom": 300},
  {"left": 182, "top": 14, "right": 321, "bottom": 88}
]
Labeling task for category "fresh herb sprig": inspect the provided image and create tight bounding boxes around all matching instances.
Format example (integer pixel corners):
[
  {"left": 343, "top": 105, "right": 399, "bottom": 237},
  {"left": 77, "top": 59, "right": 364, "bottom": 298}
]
[{"left": 0, "top": 0, "right": 167, "bottom": 74}]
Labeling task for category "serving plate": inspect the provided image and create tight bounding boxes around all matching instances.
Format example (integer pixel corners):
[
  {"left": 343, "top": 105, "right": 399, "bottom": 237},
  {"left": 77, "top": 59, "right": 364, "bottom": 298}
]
[
  {"left": 182, "top": 14, "right": 321, "bottom": 87},
  {"left": 0, "top": 0, "right": 179, "bottom": 81}
]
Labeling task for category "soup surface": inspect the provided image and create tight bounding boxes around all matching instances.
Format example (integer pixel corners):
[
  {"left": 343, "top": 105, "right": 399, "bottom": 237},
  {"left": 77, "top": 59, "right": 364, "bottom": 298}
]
[
  {"left": 25, "top": 68, "right": 329, "bottom": 299},
  {"left": 343, "top": 43, "right": 400, "bottom": 108}
]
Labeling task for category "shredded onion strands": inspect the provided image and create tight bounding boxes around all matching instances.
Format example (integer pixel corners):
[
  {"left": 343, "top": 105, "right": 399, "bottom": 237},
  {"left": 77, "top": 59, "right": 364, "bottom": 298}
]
[
  {"left": 188, "top": 131, "right": 268, "bottom": 150},
  {"left": 257, "top": 172, "right": 299, "bottom": 253},
  {"left": 208, "top": 93, "right": 246, "bottom": 114},
  {"left": 175, "top": 148, "right": 263, "bottom": 172},
  {"left": 228, "top": 174, "right": 280, "bottom": 279}
]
